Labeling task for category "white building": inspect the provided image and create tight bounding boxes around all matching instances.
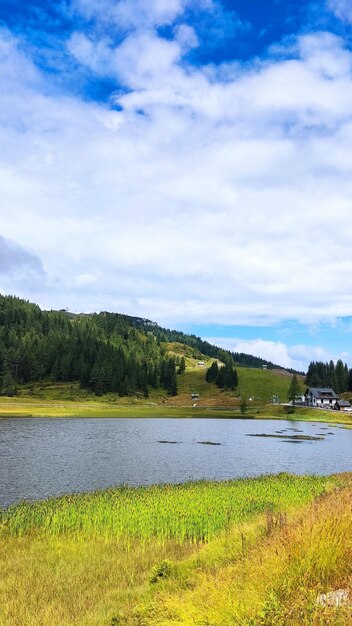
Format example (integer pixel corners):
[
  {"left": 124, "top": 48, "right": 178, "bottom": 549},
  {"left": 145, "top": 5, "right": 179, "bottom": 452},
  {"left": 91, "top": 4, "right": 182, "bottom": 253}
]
[{"left": 305, "top": 387, "right": 338, "bottom": 407}]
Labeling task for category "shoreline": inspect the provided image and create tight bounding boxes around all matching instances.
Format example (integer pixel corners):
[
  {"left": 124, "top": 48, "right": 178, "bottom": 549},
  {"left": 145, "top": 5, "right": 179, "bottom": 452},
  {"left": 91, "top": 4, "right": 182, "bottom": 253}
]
[{"left": 0, "top": 400, "right": 351, "bottom": 425}]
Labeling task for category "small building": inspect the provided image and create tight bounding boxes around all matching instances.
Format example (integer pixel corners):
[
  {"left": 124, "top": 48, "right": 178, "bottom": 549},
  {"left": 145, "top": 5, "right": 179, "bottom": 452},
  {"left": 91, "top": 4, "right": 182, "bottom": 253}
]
[
  {"left": 335, "top": 399, "right": 352, "bottom": 411},
  {"left": 191, "top": 393, "right": 200, "bottom": 400},
  {"left": 292, "top": 394, "right": 305, "bottom": 406},
  {"left": 262, "top": 365, "right": 267, "bottom": 370},
  {"left": 305, "top": 387, "right": 338, "bottom": 408},
  {"left": 197, "top": 361, "right": 205, "bottom": 367}
]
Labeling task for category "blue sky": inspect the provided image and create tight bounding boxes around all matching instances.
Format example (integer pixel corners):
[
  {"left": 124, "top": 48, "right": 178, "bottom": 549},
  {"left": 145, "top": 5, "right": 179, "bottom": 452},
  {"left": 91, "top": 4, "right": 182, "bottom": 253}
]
[{"left": 1, "top": 0, "right": 352, "bottom": 371}]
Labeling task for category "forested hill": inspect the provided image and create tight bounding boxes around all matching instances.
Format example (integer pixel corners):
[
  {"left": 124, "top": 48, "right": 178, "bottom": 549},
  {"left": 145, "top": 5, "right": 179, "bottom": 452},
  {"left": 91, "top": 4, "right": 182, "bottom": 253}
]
[
  {"left": 0, "top": 295, "right": 177, "bottom": 397},
  {"left": 123, "top": 319, "right": 301, "bottom": 374},
  {"left": 0, "top": 294, "right": 301, "bottom": 398}
]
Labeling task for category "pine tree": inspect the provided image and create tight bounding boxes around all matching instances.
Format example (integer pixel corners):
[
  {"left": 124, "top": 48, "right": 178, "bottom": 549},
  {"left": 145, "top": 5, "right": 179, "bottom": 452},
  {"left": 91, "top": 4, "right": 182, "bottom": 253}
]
[
  {"left": 328, "top": 360, "right": 338, "bottom": 392},
  {"left": 206, "top": 361, "right": 218, "bottom": 383},
  {"left": 336, "top": 359, "right": 347, "bottom": 393},
  {"left": 287, "top": 374, "right": 302, "bottom": 405},
  {"left": 178, "top": 356, "right": 186, "bottom": 375}
]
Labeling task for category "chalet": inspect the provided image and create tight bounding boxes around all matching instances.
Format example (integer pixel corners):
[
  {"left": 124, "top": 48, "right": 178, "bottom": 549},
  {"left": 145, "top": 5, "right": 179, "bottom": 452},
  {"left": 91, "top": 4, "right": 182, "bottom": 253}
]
[
  {"left": 335, "top": 399, "right": 352, "bottom": 412},
  {"left": 305, "top": 387, "right": 338, "bottom": 407}
]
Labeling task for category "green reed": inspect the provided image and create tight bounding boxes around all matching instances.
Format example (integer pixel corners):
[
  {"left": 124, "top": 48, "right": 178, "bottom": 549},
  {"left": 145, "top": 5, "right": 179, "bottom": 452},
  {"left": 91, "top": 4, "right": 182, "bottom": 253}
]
[{"left": 0, "top": 474, "right": 334, "bottom": 542}]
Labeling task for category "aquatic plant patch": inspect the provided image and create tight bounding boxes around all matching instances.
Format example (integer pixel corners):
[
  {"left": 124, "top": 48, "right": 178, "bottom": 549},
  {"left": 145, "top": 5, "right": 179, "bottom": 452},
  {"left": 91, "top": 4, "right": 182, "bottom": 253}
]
[{"left": 0, "top": 474, "right": 334, "bottom": 542}]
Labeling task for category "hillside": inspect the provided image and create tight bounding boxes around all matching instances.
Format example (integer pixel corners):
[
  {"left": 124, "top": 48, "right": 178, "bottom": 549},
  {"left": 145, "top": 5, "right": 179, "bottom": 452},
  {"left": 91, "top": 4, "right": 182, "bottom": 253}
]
[
  {"left": 0, "top": 295, "right": 178, "bottom": 398},
  {"left": 112, "top": 314, "right": 303, "bottom": 374},
  {"left": 0, "top": 293, "right": 332, "bottom": 420},
  {"left": 159, "top": 342, "right": 302, "bottom": 408},
  {"left": 0, "top": 335, "right": 317, "bottom": 421},
  {"left": 0, "top": 294, "right": 303, "bottom": 403}
]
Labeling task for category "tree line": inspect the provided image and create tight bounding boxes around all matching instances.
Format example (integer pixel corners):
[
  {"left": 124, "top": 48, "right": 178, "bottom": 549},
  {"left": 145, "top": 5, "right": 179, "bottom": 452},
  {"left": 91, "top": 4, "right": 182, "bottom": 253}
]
[
  {"left": 305, "top": 360, "right": 352, "bottom": 394},
  {"left": 131, "top": 324, "right": 301, "bottom": 372},
  {"left": 0, "top": 296, "right": 177, "bottom": 397}
]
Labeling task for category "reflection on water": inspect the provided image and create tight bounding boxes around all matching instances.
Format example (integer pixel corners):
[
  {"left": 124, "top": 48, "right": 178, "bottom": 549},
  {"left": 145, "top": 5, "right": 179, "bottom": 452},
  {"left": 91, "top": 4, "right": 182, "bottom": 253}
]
[{"left": 0, "top": 417, "right": 351, "bottom": 508}]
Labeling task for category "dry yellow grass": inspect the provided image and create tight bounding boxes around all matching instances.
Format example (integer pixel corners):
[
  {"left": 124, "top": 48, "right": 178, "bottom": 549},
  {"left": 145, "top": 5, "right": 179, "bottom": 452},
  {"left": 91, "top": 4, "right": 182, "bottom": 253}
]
[
  {"left": 0, "top": 536, "right": 192, "bottom": 626},
  {"left": 144, "top": 477, "right": 352, "bottom": 626}
]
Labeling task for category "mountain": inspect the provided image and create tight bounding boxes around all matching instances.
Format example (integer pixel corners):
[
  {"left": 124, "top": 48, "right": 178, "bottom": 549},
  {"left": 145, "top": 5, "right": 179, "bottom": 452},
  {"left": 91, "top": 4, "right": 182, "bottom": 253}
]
[{"left": 0, "top": 294, "right": 302, "bottom": 398}]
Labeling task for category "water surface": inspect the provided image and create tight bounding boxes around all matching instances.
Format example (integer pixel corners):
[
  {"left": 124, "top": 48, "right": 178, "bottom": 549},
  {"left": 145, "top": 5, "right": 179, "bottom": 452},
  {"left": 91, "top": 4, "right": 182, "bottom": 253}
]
[{"left": 0, "top": 417, "right": 351, "bottom": 508}]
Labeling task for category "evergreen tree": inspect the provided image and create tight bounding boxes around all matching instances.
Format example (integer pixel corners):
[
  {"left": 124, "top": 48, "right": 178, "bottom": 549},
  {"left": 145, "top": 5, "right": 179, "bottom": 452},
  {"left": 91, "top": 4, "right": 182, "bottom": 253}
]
[
  {"left": 328, "top": 360, "right": 338, "bottom": 391},
  {"left": 206, "top": 361, "right": 238, "bottom": 391},
  {"left": 206, "top": 361, "right": 219, "bottom": 383},
  {"left": 306, "top": 359, "right": 348, "bottom": 393},
  {"left": 287, "top": 374, "right": 302, "bottom": 405},
  {"left": 336, "top": 359, "right": 348, "bottom": 393},
  {"left": 216, "top": 366, "right": 225, "bottom": 389},
  {"left": 178, "top": 356, "right": 186, "bottom": 375}
]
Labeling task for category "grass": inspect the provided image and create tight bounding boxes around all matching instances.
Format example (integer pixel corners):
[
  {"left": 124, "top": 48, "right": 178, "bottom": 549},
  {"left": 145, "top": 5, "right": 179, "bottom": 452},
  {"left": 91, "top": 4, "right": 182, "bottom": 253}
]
[
  {"left": 237, "top": 366, "right": 303, "bottom": 404},
  {"left": 144, "top": 475, "right": 352, "bottom": 626},
  {"left": 0, "top": 474, "right": 330, "bottom": 541},
  {"left": 0, "top": 392, "right": 350, "bottom": 424},
  {"left": 163, "top": 347, "right": 301, "bottom": 408},
  {"left": 1, "top": 473, "right": 347, "bottom": 626},
  {"left": 0, "top": 533, "right": 191, "bottom": 626},
  {"left": 0, "top": 347, "right": 351, "bottom": 425}
]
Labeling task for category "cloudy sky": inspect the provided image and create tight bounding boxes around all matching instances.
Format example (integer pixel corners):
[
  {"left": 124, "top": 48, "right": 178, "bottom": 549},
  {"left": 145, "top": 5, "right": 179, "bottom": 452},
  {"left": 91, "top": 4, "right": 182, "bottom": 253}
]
[{"left": 1, "top": 0, "right": 352, "bottom": 371}]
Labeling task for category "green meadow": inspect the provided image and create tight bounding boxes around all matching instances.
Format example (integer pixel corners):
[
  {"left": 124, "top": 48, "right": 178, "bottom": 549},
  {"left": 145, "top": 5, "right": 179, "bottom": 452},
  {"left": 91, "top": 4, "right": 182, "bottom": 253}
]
[
  {"left": 1, "top": 347, "right": 351, "bottom": 424},
  {"left": 1, "top": 473, "right": 351, "bottom": 626}
]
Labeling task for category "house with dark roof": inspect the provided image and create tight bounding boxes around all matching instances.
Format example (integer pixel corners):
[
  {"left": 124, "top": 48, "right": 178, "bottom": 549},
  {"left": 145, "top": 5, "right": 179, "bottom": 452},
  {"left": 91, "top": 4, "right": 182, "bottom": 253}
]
[
  {"left": 305, "top": 387, "right": 338, "bottom": 407},
  {"left": 335, "top": 399, "right": 352, "bottom": 411}
]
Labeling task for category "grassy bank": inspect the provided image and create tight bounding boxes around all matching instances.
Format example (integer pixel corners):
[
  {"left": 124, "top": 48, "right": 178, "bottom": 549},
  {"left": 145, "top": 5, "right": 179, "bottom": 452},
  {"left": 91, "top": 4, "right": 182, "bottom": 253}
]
[
  {"left": 1, "top": 474, "right": 351, "bottom": 626},
  {"left": 0, "top": 359, "right": 351, "bottom": 425},
  {"left": 0, "top": 352, "right": 299, "bottom": 418},
  {"left": 0, "top": 394, "right": 351, "bottom": 424}
]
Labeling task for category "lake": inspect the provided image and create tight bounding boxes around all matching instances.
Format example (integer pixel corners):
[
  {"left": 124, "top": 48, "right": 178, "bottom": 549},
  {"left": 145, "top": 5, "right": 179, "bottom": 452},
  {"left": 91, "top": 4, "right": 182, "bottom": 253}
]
[{"left": 0, "top": 417, "right": 351, "bottom": 508}]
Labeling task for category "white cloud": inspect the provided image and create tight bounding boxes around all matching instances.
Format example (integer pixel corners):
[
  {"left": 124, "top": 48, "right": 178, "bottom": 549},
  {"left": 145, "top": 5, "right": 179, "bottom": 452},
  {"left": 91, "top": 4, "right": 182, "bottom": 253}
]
[
  {"left": 205, "top": 338, "right": 349, "bottom": 372},
  {"left": 2, "top": 24, "right": 352, "bottom": 328},
  {"left": 67, "top": 33, "right": 115, "bottom": 77},
  {"left": 328, "top": 0, "right": 352, "bottom": 23},
  {"left": 69, "top": 0, "right": 229, "bottom": 33},
  {"left": 175, "top": 24, "right": 199, "bottom": 50},
  {"left": 70, "top": 0, "right": 194, "bottom": 29}
]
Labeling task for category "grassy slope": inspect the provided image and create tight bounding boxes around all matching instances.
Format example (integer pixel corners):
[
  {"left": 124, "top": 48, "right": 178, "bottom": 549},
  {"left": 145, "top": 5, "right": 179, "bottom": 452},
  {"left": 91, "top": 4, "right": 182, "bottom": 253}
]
[
  {"left": 0, "top": 344, "right": 351, "bottom": 424},
  {"left": 145, "top": 475, "right": 352, "bottom": 626},
  {"left": 165, "top": 342, "right": 302, "bottom": 406},
  {"left": 0, "top": 474, "right": 351, "bottom": 626}
]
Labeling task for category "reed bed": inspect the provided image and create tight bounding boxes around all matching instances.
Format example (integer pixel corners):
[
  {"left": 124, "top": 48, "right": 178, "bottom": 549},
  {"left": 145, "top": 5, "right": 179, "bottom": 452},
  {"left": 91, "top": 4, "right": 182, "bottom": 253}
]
[{"left": 0, "top": 474, "right": 334, "bottom": 542}]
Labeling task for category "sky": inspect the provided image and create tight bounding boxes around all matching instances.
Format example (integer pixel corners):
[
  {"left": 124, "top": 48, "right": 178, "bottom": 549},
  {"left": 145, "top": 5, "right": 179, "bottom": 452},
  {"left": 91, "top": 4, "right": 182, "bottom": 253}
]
[{"left": 1, "top": 0, "right": 352, "bottom": 372}]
